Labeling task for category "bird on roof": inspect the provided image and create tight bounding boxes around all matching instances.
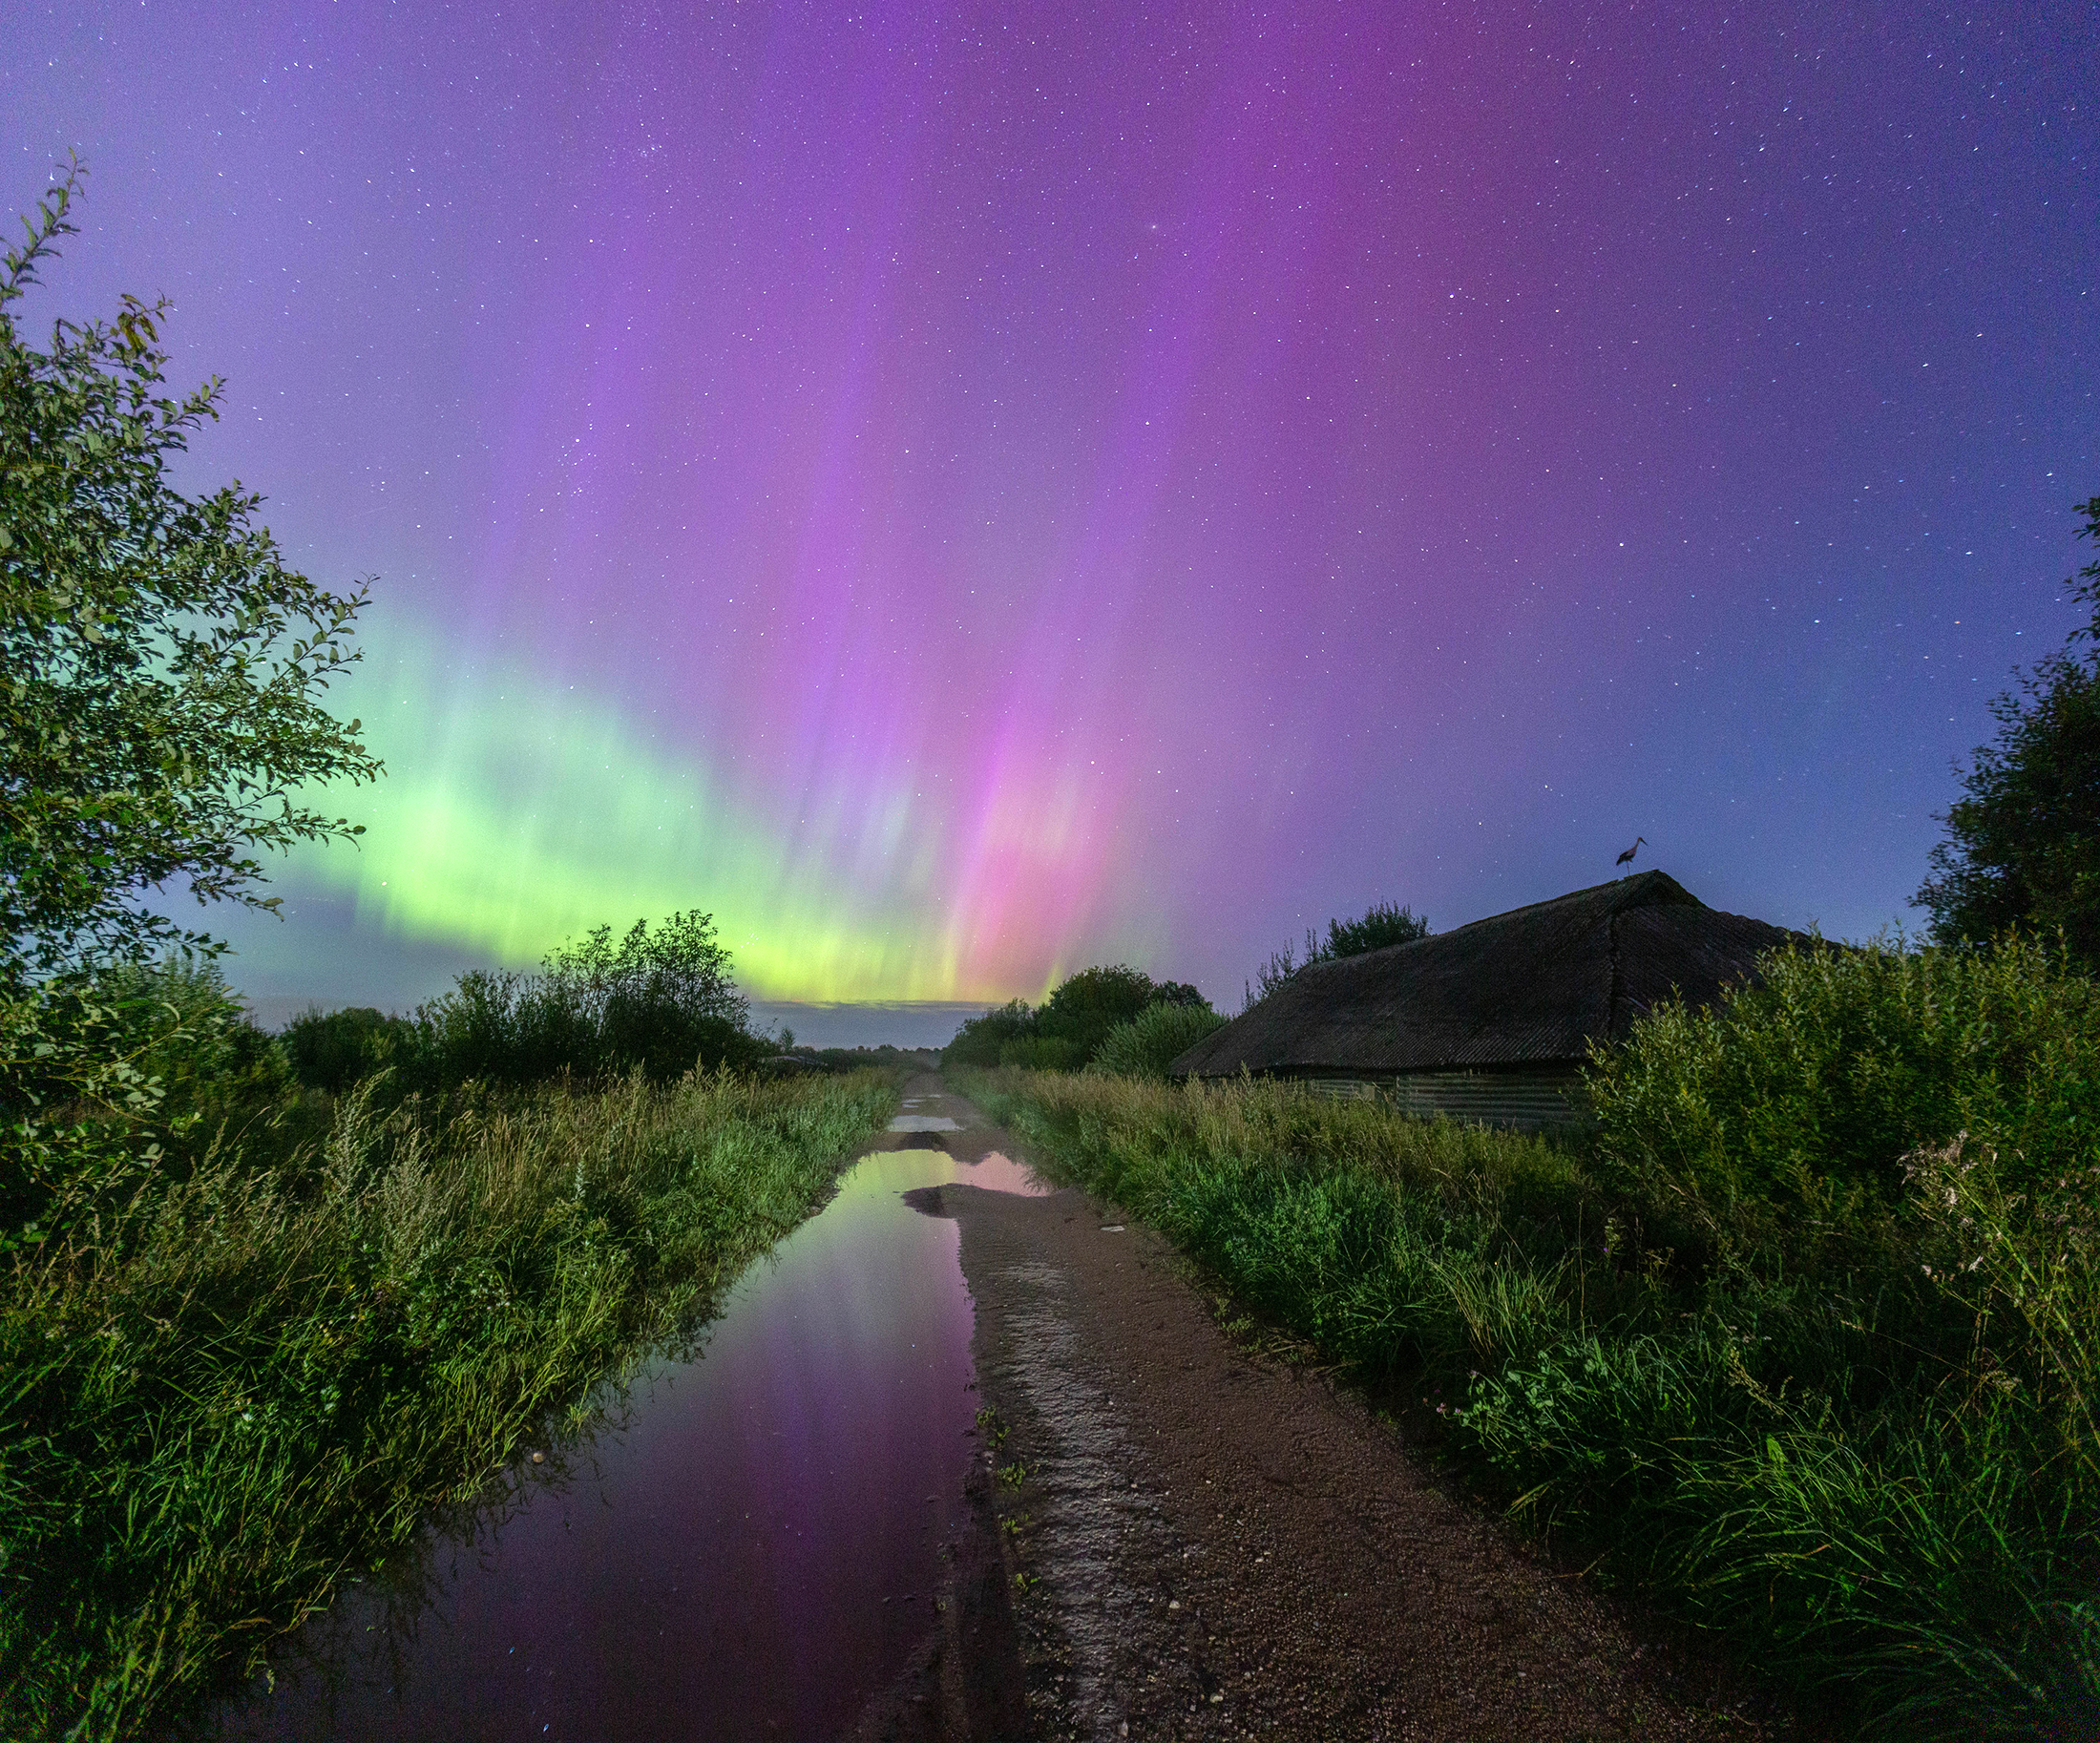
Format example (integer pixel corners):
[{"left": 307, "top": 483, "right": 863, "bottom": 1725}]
[{"left": 1616, "top": 835, "right": 1647, "bottom": 869}]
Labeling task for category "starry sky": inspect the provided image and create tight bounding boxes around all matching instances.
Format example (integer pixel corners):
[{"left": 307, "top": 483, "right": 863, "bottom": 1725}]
[{"left": 7, "top": 2, "right": 2096, "bottom": 1038}]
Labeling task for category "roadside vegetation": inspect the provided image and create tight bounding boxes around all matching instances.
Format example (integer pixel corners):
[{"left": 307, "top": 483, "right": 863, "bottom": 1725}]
[
  {"left": 959, "top": 932, "right": 2100, "bottom": 1737},
  {"left": 3, "top": 976, "right": 896, "bottom": 1739}
]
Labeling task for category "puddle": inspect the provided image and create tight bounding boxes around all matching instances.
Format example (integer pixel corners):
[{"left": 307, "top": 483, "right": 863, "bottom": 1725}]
[
  {"left": 210, "top": 1145, "right": 1037, "bottom": 1742},
  {"left": 950, "top": 1148, "right": 1056, "bottom": 1198},
  {"left": 887, "top": 1113, "right": 961, "bottom": 1132}
]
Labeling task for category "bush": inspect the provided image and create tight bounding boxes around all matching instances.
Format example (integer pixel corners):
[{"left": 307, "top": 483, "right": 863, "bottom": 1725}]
[
  {"left": 942, "top": 999, "right": 1038, "bottom": 1069},
  {"left": 1585, "top": 933, "right": 2100, "bottom": 1271},
  {"left": 282, "top": 1005, "right": 412, "bottom": 1094},
  {"left": 998, "top": 1036, "right": 1087, "bottom": 1071},
  {"left": 1036, "top": 964, "right": 1166, "bottom": 1060},
  {"left": 1, "top": 957, "right": 290, "bottom": 1250},
  {"left": 943, "top": 970, "right": 1212, "bottom": 1072},
  {"left": 1090, "top": 1001, "right": 1227, "bottom": 1079},
  {"left": 388, "top": 913, "right": 766, "bottom": 1091}
]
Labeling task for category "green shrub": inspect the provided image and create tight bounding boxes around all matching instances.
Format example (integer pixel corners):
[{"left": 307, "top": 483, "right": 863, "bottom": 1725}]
[
  {"left": 997, "top": 1035, "right": 1086, "bottom": 1071},
  {"left": 1090, "top": 1001, "right": 1226, "bottom": 1079},
  {"left": 944, "top": 969, "right": 1212, "bottom": 1072},
  {"left": 942, "top": 998, "right": 1037, "bottom": 1068},
  {"left": 1033, "top": 964, "right": 1161, "bottom": 1060},
  {"left": 392, "top": 913, "right": 766, "bottom": 1090},
  {"left": 1586, "top": 933, "right": 2100, "bottom": 1270},
  {"left": 1, "top": 958, "right": 292, "bottom": 1250},
  {"left": 282, "top": 1004, "right": 411, "bottom": 1093}
]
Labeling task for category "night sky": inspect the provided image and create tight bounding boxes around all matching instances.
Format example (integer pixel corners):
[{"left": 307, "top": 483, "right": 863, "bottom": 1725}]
[{"left": 7, "top": 3, "right": 2095, "bottom": 1037}]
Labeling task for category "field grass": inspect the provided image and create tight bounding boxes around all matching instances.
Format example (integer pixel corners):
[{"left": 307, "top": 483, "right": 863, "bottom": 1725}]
[
  {"left": 956, "top": 1018, "right": 2100, "bottom": 1738},
  {"left": 0, "top": 1064, "right": 897, "bottom": 1741}
]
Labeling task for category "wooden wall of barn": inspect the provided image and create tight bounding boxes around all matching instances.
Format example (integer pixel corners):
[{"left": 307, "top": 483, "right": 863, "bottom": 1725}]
[{"left": 1295, "top": 1066, "right": 1588, "bottom": 1131}]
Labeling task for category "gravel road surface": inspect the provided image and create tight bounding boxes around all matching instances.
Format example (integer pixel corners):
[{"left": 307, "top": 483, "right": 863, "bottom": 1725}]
[{"left": 850, "top": 1076, "right": 1778, "bottom": 1743}]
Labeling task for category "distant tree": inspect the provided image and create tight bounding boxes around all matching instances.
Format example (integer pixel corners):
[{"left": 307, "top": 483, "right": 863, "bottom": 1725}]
[
  {"left": 0, "top": 162, "right": 379, "bottom": 985},
  {"left": 1037, "top": 964, "right": 1160, "bottom": 1060},
  {"left": 944, "top": 967, "right": 1212, "bottom": 1070},
  {"left": 1916, "top": 495, "right": 2100, "bottom": 964},
  {"left": 1244, "top": 899, "right": 1434, "bottom": 1010},
  {"left": 943, "top": 999, "right": 1037, "bottom": 1068},
  {"left": 1322, "top": 900, "right": 1430, "bottom": 958}
]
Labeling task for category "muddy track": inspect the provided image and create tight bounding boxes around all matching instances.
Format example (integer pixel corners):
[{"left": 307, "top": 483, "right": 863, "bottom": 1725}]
[{"left": 851, "top": 1075, "right": 1779, "bottom": 1743}]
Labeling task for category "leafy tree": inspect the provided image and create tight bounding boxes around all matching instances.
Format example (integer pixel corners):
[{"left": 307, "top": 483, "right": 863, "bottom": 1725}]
[
  {"left": 1037, "top": 964, "right": 1161, "bottom": 1059},
  {"left": 0, "top": 162, "right": 380, "bottom": 983},
  {"left": 405, "top": 912, "right": 759, "bottom": 1087},
  {"left": 943, "top": 998, "right": 1037, "bottom": 1069},
  {"left": 943, "top": 968, "right": 1211, "bottom": 1070},
  {"left": 1916, "top": 495, "right": 2100, "bottom": 962},
  {"left": 1245, "top": 898, "right": 1433, "bottom": 1008},
  {"left": 1323, "top": 899, "right": 1430, "bottom": 958}
]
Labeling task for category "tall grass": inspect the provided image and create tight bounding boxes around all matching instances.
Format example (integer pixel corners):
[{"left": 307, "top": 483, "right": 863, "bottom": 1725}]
[
  {"left": 958, "top": 937, "right": 2100, "bottom": 1737},
  {"left": 0, "top": 1064, "right": 897, "bottom": 1741}
]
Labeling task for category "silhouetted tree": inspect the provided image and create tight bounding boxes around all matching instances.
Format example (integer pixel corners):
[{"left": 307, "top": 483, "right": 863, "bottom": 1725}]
[{"left": 1917, "top": 495, "right": 2100, "bottom": 964}]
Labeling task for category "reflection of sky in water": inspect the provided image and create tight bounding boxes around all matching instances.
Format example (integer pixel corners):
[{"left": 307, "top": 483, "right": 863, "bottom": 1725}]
[{"left": 214, "top": 1146, "right": 1028, "bottom": 1742}]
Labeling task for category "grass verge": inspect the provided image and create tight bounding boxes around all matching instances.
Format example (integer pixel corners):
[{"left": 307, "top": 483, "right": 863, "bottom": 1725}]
[
  {"left": 956, "top": 1059, "right": 2099, "bottom": 1739},
  {"left": 0, "top": 1065, "right": 897, "bottom": 1741}
]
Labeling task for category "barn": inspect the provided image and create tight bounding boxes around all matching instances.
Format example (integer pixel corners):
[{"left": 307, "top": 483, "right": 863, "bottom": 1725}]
[{"left": 1169, "top": 871, "right": 1802, "bottom": 1129}]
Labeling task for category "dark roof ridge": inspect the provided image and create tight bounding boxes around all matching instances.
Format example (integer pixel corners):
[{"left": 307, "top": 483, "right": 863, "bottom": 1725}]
[
  {"left": 1293, "top": 868, "right": 1703, "bottom": 978},
  {"left": 1171, "top": 871, "right": 1793, "bottom": 1081},
  {"left": 1454, "top": 868, "right": 1702, "bottom": 934}
]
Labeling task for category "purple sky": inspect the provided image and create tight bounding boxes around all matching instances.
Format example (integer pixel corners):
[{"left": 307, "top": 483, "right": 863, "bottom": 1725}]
[{"left": 8, "top": 2, "right": 2096, "bottom": 1036}]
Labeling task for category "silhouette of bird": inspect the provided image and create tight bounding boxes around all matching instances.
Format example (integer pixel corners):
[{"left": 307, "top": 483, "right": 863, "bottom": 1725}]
[{"left": 1616, "top": 835, "right": 1647, "bottom": 869}]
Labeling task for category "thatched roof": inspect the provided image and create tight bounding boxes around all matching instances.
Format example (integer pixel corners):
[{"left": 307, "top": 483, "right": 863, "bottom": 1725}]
[{"left": 1173, "top": 871, "right": 1801, "bottom": 1080}]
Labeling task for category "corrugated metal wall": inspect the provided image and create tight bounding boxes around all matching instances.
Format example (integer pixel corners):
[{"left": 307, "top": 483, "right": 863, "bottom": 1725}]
[{"left": 1297, "top": 1067, "right": 1588, "bottom": 1131}]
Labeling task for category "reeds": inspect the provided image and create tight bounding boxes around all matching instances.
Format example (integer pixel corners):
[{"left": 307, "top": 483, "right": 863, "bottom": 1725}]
[{"left": 0, "top": 1065, "right": 896, "bottom": 1741}]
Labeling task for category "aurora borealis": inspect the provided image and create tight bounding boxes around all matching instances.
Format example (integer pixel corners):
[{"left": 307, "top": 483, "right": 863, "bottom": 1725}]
[{"left": 6, "top": 4, "right": 2096, "bottom": 1031}]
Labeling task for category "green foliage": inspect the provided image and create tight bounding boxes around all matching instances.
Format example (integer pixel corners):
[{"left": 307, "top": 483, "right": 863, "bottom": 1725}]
[
  {"left": 959, "top": 941, "right": 2100, "bottom": 1734},
  {"left": 1, "top": 957, "right": 288, "bottom": 1250},
  {"left": 1916, "top": 495, "right": 2100, "bottom": 963},
  {"left": 1323, "top": 899, "right": 1431, "bottom": 958},
  {"left": 391, "top": 912, "right": 762, "bottom": 1090},
  {"left": 997, "top": 1035, "right": 1087, "bottom": 1071},
  {"left": 0, "top": 1064, "right": 897, "bottom": 1741},
  {"left": 0, "top": 163, "right": 379, "bottom": 982},
  {"left": 942, "top": 998, "right": 1037, "bottom": 1069},
  {"left": 1585, "top": 934, "right": 2100, "bottom": 1271},
  {"left": 281, "top": 1004, "right": 412, "bottom": 1095},
  {"left": 943, "top": 968, "right": 1208, "bottom": 1072},
  {"left": 1035, "top": 963, "right": 1161, "bottom": 1059},
  {"left": 1089, "top": 1000, "right": 1227, "bottom": 1079}
]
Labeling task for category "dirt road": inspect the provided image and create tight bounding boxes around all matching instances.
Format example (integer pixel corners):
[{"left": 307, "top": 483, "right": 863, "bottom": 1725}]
[{"left": 850, "top": 1076, "right": 1771, "bottom": 1743}]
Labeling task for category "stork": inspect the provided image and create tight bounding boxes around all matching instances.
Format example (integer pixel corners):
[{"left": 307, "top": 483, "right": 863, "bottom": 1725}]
[{"left": 1616, "top": 835, "right": 1647, "bottom": 869}]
